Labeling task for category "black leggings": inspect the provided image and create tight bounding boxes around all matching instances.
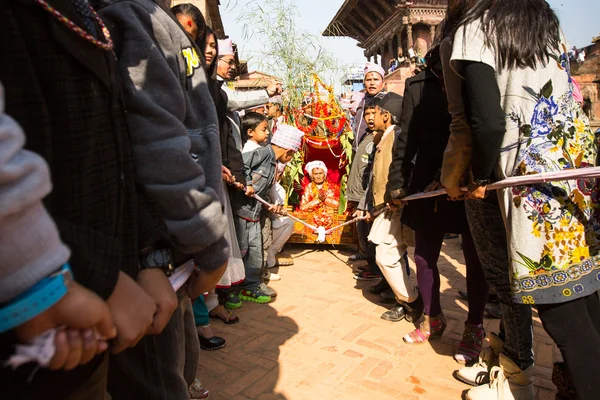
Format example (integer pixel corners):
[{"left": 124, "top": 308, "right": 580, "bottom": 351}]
[{"left": 537, "top": 291, "right": 600, "bottom": 400}]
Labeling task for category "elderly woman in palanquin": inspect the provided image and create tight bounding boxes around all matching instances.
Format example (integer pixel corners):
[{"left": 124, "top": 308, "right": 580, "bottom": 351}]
[{"left": 299, "top": 160, "right": 340, "bottom": 212}]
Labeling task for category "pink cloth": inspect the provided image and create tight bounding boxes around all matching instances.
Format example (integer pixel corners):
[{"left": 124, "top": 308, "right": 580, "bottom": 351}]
[
  {"left": 572, "top": 76, "right": 583, "bottom": 104},
  {"left": 350, "top": 92, "right": 365, "bottom": 114}
]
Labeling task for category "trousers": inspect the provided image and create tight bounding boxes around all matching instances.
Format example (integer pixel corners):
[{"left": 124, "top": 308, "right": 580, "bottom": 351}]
[
  {"left": 236, "top": 216, "right": 263, "bottom": 290},
  {"left": 108, "top": 291, "right": 199, "bottom": 400},
  {"left": 267, "top": 216, "right": 294, "bottom": 268},
  {"left": 414, "top": 227, "right": 488, "bottom": 323},
  {"left": 465, "top": 194, "right": 534, "bottom": 370},
  {"left": 369, "top": 210, "right": 419, "bottom": 303},
  {"left": 537, "top": 292, "right": 600, "bottom": 400}
]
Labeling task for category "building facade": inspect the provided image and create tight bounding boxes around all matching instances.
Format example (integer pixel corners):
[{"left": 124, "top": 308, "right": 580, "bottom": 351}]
[
  {"left": 324, "top": 0, "right": 447, "bottom": 94},
  {"left": 572, "top": 35, "right": 600, "bottom": 126}
]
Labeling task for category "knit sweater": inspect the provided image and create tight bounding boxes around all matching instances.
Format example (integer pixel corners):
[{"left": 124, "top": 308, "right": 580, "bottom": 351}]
[{"left": 0, "top": 84, "right": 70, "bottom": 303}]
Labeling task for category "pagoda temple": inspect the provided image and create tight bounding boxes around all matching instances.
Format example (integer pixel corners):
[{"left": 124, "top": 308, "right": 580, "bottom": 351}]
[{"left": 324, "top": 0, "right": 447, "bottom": 94}]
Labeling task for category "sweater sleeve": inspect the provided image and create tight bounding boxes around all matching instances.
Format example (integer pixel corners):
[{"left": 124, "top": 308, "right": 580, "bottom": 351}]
[
  {"left": 222, "top": 86, "right": 270, "bottom": 112},
  {"left": 461, "top": 61, "right": 506, "bottom": 181},
  {"left": 101, "top": 3, "right": 227, "bottom": 270},
  {"left": 0, "top": 84, "right": 70, "bottom": 303}
]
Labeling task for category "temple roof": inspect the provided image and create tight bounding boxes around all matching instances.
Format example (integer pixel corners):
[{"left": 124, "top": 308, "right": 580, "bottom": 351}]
[
  {"left": 323, "top": 0, "right": 447, "bottom": 46},
  {"left": 207, "top": 0, "right": 225, "bottom": 39}
]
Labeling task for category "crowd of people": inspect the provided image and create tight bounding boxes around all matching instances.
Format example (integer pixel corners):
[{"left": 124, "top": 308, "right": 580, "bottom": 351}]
[{"left": 0, "top": 1, "right": 599, "bottom": 400}]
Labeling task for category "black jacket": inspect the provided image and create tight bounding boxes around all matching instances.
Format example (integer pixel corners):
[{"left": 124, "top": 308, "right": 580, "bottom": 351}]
[
  {"left": 215, "top": 80, "right": 246, "bottom": 185},
  {"left": 388, "top": 70, "right": 468, "bottom": 234},
  {"left": 0, "top": 0, "right": 166, "bottom": 299}
]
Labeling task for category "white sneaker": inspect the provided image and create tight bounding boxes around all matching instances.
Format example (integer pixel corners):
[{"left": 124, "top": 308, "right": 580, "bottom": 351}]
[
  {"left": 465, "top": 354, "right": 534, "bottom": 400},
  {"left": 266, "top": 272, "right": 281, "bottom": 281}
]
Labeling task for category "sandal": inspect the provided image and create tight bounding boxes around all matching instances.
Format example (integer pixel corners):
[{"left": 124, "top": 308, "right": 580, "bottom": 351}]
[
  {"left": 403, "top": 314, "right": 446, "bottom": 344},
  {"left": 209, "top": 304, "right": 240, "bottom": 325},
  {"left": 275, "top": 256, "right": 294, "bottom": 266},
  {"left": 189, "top": 378, "right": 210, "bottom": 399}
]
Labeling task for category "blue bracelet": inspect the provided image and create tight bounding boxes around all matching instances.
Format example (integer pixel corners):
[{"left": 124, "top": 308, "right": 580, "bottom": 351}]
[{"left": 0, "top": 263, "right": 72, "bottom": 333}]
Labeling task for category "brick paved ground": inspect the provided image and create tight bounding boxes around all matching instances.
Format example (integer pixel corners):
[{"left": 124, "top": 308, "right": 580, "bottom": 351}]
[{"left": 198, "top": 238, "right": 560, "bottom": 400}]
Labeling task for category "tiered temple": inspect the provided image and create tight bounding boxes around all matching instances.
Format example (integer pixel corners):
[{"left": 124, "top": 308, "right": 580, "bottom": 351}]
[{"left": 324, "top": 0, "right": 447, "bottom": 94}]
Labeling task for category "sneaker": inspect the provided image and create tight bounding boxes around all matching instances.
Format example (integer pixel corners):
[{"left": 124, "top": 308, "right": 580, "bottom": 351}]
[
  {"left": 265, "top": 272, "right": 281, "bottom": 281},
  {"left": 353, "top": 271, "right": 381, "bottom": 281},
  {"left": 259, "top": 282, "right": 277, "bottom": 298},
  {"left": 348, "top": 252, "right": 368, "bottom": 262},
  {"left": 240, "top": 288, "right": 272, "bottom": 304},
  {"left": 454, "top": 332, "right": 504, "bottom": 386},
  {"left": 189, "top": 378, "right": 210, "bottom": 399},
  {"left": 464, "top": 354, "right": 534, "bottom": 400},
  {"left": 454, "top": 323, "right": 485, "bottom": 364},
  {"left": 224, "top": 292, "right": 242, "bottom": 310}
]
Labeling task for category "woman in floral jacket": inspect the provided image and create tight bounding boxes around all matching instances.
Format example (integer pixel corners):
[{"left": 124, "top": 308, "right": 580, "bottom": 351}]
[{"left": 443, "top": 1, "right": 600, "bottom": 399}]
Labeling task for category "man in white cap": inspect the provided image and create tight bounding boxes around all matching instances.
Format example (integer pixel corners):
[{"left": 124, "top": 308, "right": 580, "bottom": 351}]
[
  {"left": 352, "top": 62, "right": 386, "bottom": 151},
  {"left": 217, "top": 39, "right": 282, "bottom": 114},
  {"left": 266, "top": 95, "right": 285, "bottom": 136},
  {"left": 215, "top": 38, "right": 282, "bottom": 186}
]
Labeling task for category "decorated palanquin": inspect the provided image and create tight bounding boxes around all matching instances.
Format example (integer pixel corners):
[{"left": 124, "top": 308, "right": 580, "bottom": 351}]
[{"left": 280, "top": 75, "right": 357, "bottom": 245}]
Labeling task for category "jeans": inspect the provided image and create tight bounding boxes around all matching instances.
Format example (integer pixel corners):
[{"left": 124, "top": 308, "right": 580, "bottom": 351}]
[
  {"left": 235, "top": 216, "right": 263, "bottom": 290},
  {"left": 537, "top": 292, "right": 600, "bottom": 400},
  {"left": 414, "top": 227, "right": 487, "bottom": 323},
  {"left": 465, "top": 194, "right": 534, "bottom": 370},
  {"left": 108, "top": 291, "right": 199, "bottom": 400}
]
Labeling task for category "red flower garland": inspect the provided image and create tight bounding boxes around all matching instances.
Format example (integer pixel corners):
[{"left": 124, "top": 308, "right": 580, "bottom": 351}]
[{"left": 325, "top": 115, "right": 347, "bottom": 135}]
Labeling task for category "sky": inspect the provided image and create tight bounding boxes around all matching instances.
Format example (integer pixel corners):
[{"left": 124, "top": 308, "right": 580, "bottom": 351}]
[{"left": 221, "top": 0, "right": 599, "bottom": 78}]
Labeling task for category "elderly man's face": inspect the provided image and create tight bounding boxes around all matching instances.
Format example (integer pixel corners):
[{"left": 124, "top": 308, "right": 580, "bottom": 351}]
[
  {"left": 312, "top": 168, "right": 326, "bottom": 185},
  {"left": 364, "top": 72, "right": 384, "bottom": 96},
  {"left": 217, "top": 56, "right": 237, "bottom": 80}
]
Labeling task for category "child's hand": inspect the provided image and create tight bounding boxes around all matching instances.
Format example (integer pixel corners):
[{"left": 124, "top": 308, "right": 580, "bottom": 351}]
[{"left": 245, "top": 186, "right": 255, "bottom": 197}]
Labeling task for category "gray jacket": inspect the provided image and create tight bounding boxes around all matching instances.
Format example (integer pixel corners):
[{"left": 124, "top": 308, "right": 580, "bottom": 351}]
[
  {"left": 232, "top": 146, "right": 277, "bottom": 221},
  {"left": 100, "top": 0, "right": 228, "bottom": 270},
  {"left": 0, "top": 84, "right": 70, "bottom": 303}
]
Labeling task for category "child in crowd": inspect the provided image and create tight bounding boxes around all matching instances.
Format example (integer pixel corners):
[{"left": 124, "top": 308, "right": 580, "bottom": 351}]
[
  {"left": 347, "top": 95, "right": 386, "bottom": 282},
  {"left": 233, "top": 124, "right": 303, "bottom": 303},
  {"left": 242, "top": 112, "right": 270, "bottom": 153},
  {"left": 241, "top": 112, "right": 292, "bottom": 281},
  {"left": 359, "top": 92, "right": 423, "bottom": 323}
]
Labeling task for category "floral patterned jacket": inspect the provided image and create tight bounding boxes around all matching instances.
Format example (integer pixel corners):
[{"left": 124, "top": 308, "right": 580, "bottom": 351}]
[{"left": 451, "top": 19, "right": 600, "bottom": 305}]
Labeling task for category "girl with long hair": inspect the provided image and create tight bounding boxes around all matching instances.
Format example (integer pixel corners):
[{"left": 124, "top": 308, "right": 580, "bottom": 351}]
[
  {"left": 442, "top": 1, "right": 600, "bottom": 399},
  {"left": 387, "top": 45, "right": 489, "bottom": 365}
]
